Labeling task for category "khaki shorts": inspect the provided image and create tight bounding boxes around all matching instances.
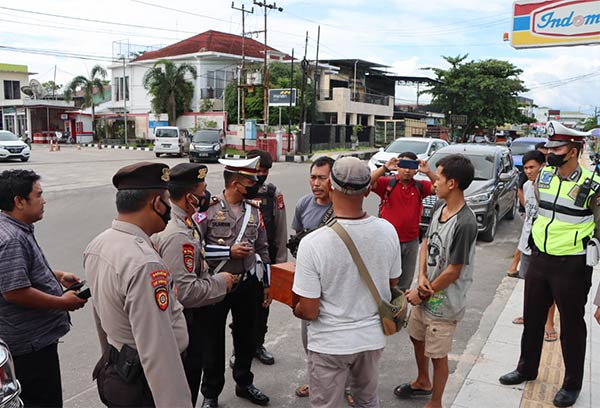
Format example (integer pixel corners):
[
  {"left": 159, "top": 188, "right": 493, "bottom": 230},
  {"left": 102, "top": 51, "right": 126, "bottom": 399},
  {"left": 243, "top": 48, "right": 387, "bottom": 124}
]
[{"left": 407, "top": 306, "right": 458, "bottom": 359}]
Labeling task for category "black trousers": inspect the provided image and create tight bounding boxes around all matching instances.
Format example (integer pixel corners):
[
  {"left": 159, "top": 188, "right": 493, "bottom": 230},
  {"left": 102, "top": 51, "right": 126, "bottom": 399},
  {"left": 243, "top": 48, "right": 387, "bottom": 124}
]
[
  {"left": 13, "top": 342, "right": 63, "bottom": 408},
  {"left": 517, "top": 250, "right": 593, "bottom": 391},
  {"left": 182, "top": 307, "right": 212, "bottom": 406},
  {"left": 254, "top": 286, "right": 269, "bottom": 348},
  {"left": 201, "top": 274, "right": 260, "bottom": 399}
]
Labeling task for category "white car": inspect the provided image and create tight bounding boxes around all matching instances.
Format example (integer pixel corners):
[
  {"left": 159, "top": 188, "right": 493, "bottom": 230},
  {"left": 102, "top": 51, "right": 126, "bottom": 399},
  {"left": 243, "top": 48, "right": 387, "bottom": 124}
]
[
  {"left": 0, "top": 338, "right": 23, "bottom": 408},
  {"left": 368, "top": 137, "right": 448, "bottom": 171},
  {"left": 0, "top": 131, "right": 30, "bottom": 162}
]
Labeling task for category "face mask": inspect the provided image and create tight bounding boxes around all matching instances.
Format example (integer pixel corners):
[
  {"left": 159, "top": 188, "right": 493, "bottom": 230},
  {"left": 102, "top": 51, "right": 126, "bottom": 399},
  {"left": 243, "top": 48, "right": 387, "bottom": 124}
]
[
  {"left": 192, "top": 190, "right": 211, "bottom": 213},
  {"left": 240, "top": 183, "right": 260, "bottom": 199},
  {"left": 257, "top": 175, "right": 267, "bottom": 186},
  {"left": 154, "top": 197, "right": 171, "bottom": 225},
  {"left": 547, "top": 152, "right": 568, "bottom": 167}
]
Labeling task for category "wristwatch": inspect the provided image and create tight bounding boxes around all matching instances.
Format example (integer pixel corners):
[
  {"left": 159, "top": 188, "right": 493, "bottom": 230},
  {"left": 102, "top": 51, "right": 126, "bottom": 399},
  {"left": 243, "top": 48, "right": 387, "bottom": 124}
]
[{"left": 417, "top": 291, "right": 429, "bottom": 301}]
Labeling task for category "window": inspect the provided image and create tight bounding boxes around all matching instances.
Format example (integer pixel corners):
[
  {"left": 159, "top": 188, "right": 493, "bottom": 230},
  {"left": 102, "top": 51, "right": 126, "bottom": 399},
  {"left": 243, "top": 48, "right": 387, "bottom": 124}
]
[
  {"left": 115, "top": 78, "right": 120, "bottom": 102},
  {"left": 114, "top": 76, "right": 129, "bottom": 101},
  {"left": 3, "top": 80, "right": 21, "bottom": 100}
]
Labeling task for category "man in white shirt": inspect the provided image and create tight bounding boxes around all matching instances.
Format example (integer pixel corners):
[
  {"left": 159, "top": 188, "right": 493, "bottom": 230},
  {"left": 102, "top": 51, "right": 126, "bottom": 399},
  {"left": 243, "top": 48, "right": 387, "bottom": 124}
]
[{"left": 292, "top": 157, "right": 401, "bottom": 408}]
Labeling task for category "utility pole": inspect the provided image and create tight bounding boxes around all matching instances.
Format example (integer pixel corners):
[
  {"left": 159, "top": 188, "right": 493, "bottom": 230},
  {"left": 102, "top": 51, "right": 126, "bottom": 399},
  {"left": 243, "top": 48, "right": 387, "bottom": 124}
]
[
  {"left": 299, "top": 31, "right": 308, "bottom": 151},
  {"left": 288, "top": 48, "right": 294, "bottom": 152},
  {"left": 122, "top": 56, "right": 128, "bottom": 145},
  {"left": 253, "top": 1, "right": 283, "bottom": 128},
  {"left": 232, "top": 2, "right": 253, "bottom": 124}
]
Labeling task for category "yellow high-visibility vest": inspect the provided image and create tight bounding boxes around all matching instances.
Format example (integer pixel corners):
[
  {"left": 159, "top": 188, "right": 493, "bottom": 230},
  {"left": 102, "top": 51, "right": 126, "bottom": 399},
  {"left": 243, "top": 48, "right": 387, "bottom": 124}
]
[{"left": 532, "top": 166, "right": 598, "bottom": 256}]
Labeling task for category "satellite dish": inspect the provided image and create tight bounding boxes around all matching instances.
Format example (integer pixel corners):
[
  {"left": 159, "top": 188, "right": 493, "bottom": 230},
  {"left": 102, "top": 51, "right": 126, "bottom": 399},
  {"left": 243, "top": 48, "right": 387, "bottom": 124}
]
[
  {"left": 29, "top": 79, "right": 46, "bottom": 99},
  {"left": 20, "top": 85, "right": 34, "bottom": 97}
]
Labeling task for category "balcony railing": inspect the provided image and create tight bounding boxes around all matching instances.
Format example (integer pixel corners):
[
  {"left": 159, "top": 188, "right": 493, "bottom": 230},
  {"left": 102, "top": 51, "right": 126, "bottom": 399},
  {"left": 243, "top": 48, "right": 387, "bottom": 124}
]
[
  {"left": 200, "top": 88, "right": 224, "bottom": 99},
  {"left": 317, "top": 88, "right": 391, "bottom": 106}
]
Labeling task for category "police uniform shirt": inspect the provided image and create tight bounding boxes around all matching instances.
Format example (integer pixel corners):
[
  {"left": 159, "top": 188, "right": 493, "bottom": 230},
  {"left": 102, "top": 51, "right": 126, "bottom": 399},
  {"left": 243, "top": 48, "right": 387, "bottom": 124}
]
[
  {"left": 152, "top": 204, "right": 228, "bottom": 308},
  {"left": 199, "top": 193, "right": 270, "bottom": 274},
  {"left": 251, "top": 183, "right": 288, "bottom": 264},
  {"left": 84, "top": 220, "right": 192, "bottom": 408}
]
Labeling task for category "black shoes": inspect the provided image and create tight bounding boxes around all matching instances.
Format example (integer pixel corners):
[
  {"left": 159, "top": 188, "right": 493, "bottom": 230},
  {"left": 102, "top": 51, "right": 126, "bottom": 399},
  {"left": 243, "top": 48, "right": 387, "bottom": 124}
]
[
  {"left": 235, "top": 384, "right": 270, "bottom": 406},
  {"left": 201, "top": 397, "right": 218, "bottom": 408},
  {"left": 553, "top": 388, "right": 580, "bottom": 407},
  {"left": 499, "top": 370, "right": 536, "bottom": 385},
  {"left": 255, "top": 346, "right": 275, "bottom": 365}
]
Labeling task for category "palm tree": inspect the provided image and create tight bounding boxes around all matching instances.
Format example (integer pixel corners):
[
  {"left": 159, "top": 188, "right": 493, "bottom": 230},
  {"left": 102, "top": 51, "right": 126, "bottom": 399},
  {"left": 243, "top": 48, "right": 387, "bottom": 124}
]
[
  {"left": 64, "top": 65, "right": 108, "bottom": 140},
  {"left": 143, "top": 59, "right": 197, "bottom": 125}
]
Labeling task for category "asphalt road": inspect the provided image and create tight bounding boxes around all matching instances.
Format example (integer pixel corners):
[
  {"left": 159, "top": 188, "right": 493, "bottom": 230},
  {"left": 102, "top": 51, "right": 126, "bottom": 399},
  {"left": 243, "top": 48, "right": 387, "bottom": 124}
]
[{"left": 3, "top": 146, "right": 521, "bottom": 407}]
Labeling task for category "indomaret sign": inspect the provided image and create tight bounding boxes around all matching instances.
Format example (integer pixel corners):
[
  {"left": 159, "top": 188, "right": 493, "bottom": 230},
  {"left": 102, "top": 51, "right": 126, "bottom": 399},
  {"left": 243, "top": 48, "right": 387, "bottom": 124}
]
[{"left": 512, "top": 0, "right": 600, "bottom": 48}]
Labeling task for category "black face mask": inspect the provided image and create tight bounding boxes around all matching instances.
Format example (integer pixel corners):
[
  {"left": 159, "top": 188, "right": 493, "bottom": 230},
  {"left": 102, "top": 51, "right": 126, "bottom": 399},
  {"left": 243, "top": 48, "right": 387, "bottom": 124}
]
[
  {"left": 154, "top": 197, "right": 171, "bottom": 225},
  {"left": 240, "top": 183, "right": 260, "bottom": 199},
  {"left": 547, "top": 152, "right": 568, "bottom": 167},
  {"left": 257, "top": 175, "right": 268, "bottom": 186},
  {"left": 192, "top": 190, "right": 211, "bottom": 213}
]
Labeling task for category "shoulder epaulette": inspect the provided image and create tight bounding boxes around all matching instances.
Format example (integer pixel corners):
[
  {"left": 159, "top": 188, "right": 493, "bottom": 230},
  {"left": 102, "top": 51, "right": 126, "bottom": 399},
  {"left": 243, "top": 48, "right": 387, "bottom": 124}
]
[{"left": 246, "top": 199, "right": 260, "bottom": 209}]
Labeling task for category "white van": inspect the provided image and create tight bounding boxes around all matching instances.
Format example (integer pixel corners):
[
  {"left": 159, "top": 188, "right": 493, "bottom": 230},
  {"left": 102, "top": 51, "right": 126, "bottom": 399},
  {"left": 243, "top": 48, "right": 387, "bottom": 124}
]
[{"left": 153, "top": 126, "right": 191, "bottom": 157}]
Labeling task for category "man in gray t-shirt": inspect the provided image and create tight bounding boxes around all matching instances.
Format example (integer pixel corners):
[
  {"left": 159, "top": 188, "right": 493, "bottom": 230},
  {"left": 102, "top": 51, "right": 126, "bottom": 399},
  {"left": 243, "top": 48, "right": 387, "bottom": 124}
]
[{"left": 396, "top": 154, "right": 477, "bottom": 408}]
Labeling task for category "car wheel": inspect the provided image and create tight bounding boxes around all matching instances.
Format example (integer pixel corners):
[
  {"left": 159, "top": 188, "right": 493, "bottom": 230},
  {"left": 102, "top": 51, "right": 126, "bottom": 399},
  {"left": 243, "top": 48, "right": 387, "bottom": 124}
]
[
  {"left": 504, "top": 196, "right": 516, "bottom": 220},
  {"left": 480, "top": 208, "right": 498, "bottom": 242},
  {"left": 155, "top": 153, "right": 160, "bottom": 158},
  {"left": 21, "top": 157, "right": 29, "bottom": 162}
]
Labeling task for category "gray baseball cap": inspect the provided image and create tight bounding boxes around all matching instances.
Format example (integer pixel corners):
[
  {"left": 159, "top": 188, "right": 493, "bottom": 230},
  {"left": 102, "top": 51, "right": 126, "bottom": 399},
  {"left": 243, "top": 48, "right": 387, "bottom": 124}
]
[{"left": 330, "top": 157, "right": 371, "bottom": 195}]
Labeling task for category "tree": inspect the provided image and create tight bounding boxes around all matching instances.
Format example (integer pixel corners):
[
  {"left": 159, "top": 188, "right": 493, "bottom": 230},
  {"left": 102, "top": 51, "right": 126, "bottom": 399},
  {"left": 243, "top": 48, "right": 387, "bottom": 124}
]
[
  {"left": 64, "top": 65, "right": 108, "bottom": 139},
  {"left": 423, "top": 55, "right": 532, "bottom": 141},
  {"left": 42, "top": 81, "right": 62, "bottom": 97},
  {"left": 143, "top": 59, "right": 197, "bottom": 125},
  {"left": 224, "top": 62, "right": 314, "bottom": 126},
  {"left": 579, "top": 116, "right": 599, "bottom": 131}
]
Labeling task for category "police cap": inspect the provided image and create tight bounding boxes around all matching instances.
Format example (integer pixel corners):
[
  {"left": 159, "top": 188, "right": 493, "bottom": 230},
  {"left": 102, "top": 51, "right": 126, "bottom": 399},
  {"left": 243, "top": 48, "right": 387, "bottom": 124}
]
[
  {"left": 545, "top": 121, "right": 590, "bottom": 148},
  {"left": 169, "top": 163, "right": 208, "bottom": 185},
  {"left": 112, "top": 162, "right": 170, "bottom": 190},
  {"left": 218, "top": 156, "right": 260, "bottom": 181}
]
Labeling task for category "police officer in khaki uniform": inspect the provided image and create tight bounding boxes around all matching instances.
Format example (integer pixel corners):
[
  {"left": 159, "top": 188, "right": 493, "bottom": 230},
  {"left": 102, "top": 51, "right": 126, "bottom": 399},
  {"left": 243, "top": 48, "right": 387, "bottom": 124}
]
[
  {"left": 229, "top": 149, "right": 287, "bottom": 368},
  {"left": 152, "top": 163, "right": 234, "bottom": 406},
  {"left": 84, "top": 162, "right": 192, "bottom": 408},
  {"left": 197, "top": 157, "right": 272, "bottom": 408}
]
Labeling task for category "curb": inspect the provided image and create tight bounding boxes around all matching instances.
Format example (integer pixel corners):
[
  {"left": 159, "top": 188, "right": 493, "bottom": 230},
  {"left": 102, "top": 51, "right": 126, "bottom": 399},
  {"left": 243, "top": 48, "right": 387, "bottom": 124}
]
[
  {"left": 223, "top": 154, "right": 311, "bottom": 162},
  {"left": 311, "top": 150, "right": 378, "bottom": 161},
  {"left": 82, "top": 143, "right": 152, "bottom": 151}
]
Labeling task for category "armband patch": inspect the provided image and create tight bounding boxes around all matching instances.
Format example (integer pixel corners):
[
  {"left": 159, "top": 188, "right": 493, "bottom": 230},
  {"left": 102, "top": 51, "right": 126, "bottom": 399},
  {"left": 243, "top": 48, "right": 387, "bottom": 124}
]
[
  {"left": 277, "top": 194, "right": 285, "bottom": 210},
  {"left": 182, "top": 244, "right": 195, "bottom": 273},
  {"left": 150, "top": 270, "right": 169, "bottom": 311}
]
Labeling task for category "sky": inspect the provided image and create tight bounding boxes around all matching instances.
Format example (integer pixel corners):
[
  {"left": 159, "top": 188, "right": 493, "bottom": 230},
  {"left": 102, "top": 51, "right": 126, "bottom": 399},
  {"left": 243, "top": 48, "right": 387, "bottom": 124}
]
[{"left": 1, "top": 0, "right": 599, "bottom": 115}]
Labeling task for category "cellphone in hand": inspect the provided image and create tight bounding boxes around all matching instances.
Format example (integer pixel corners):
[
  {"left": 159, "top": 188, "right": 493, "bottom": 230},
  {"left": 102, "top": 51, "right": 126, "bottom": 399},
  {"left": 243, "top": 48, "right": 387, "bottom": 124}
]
[
  {"left": 397, "top": 159, "right": 419, "bottom": 169},
  {"left": 76, "top": 288, "right": 91, "bottom": 299},
  {"left": 64, "top": 280, "right": 86, "bottom": 293}
]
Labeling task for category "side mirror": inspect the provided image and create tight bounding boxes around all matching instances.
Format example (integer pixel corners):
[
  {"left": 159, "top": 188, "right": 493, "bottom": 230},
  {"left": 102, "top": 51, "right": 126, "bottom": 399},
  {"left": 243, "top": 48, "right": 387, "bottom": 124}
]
[
  {"left": 499, "top": 173, "right": 512, "bottom": 182},
  {"left": 378, "top": 147, "right": 384, "bottom": 152}
]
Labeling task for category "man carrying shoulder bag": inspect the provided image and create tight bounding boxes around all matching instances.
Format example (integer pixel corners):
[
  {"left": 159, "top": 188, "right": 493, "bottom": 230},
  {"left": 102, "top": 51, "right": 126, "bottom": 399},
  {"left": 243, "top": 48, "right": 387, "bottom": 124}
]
[{"left": 292, "top": 157, "right": 401, "bottom": 408}]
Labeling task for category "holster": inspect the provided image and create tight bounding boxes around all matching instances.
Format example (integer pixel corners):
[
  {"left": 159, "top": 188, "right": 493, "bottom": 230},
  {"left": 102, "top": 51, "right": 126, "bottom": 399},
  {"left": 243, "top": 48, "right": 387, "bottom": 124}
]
[{"left": 112, "top": 344, "right": 143, "bottom": 383}]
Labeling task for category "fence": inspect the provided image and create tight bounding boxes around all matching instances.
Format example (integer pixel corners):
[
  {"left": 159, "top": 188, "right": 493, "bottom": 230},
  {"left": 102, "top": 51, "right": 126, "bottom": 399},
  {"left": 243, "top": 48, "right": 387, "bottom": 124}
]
[{"left": 300, "top": 124, "right": 374, "bottom": 152}]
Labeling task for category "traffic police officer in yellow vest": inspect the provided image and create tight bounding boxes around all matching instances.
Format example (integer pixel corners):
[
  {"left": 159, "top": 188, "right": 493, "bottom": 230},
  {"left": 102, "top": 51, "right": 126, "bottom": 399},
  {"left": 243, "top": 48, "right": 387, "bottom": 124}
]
[
  {"left": 84, "top": 162, "right": 192, "bottom": 407},
  {"left": 151, "top": 163, "right": 234, "bottom": 406},
  {"left": 500, "top": 122, "right": 599, "bottom": 408},
  {"left": 197, "top": 156, "right": 272, "bottom": 408}
]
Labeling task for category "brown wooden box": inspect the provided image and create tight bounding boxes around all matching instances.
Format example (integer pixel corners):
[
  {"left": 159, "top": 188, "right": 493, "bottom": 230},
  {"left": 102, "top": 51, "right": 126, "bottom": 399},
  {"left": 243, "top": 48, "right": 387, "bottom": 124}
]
[{"left": 270, "top": 262, "right": 296, "bottom": 307}]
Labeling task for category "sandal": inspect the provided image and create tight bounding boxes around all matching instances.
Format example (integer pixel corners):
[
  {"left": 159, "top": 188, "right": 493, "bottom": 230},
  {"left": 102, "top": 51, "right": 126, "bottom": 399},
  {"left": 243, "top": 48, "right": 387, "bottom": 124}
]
[
  {"left": 512, "top": 316, "right": 524, "bottom": 325},
  {"left": 507, "top": 271, "right": 519, "bottom": 278},
  {"left": 544, "top": 329, "right": 558, "bottom": 342},
  {"left": 393, "top": 383, "right": 432, "bottom": 399},
  {"left": 344, "top": 387, "right": 355, "bottom": 406},
  {"left": 295, "top": 384, "right": 309, "bottom": 398}
]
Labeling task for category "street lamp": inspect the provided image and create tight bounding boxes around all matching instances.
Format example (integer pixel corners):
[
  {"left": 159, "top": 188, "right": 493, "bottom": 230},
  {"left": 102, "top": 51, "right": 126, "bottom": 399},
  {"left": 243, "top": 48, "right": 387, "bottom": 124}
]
[{"left": 120, "top": 55, "right": 128, "bottom": 145}]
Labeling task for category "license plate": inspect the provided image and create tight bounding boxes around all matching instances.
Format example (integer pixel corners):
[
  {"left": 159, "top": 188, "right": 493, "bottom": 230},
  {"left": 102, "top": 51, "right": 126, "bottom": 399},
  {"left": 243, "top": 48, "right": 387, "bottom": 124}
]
[
  {"left": 423, "top": 208, "right": 432, "bottom": 217},
  {"left": 162, "top": 144, "right": 171, "bottom": 148},
  {"left": 199, "top": 153, "right": 208, "bottom": 157}
]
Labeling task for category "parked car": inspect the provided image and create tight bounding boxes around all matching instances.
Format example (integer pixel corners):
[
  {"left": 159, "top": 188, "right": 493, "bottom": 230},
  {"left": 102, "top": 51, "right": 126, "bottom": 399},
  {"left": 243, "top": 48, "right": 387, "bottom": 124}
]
[
  {"left": 419, "top": 144, "right": 518, "bottom": 242},
  {"left": 468, "top": 135, "right": 490, "bottom": 144},
  {"left": 153, "top": 126, "right": 191, "bottom": 157},
  {"left": 0, "top": 338, "right": 23, "bottom": 408},
  {"left": 189, "top": 129, "right": 224, "bottom": 163},
  {"left": 0, "top": 130, "right": 30, "bottom": 162},
  {"left": 509, "top": 137, "right": 547, "bottom": 172},
  {"left": 368, "top": 137, "right": 449, "bottom": 171}
]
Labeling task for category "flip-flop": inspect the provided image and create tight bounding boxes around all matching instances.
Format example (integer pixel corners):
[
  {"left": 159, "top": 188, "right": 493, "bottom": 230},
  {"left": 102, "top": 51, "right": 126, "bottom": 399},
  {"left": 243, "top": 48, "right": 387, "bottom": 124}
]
[
  {"left": 295, "top": 384, "right": 309, "bottom": 398},
  {"left": 545, "top": 330, "right": 558, "bottom": 342},
  {"left": 512, "top": 316, "right": 525, "bottom": 325},
  {"left": 344, "top": 388, "right": 355, "bottom": 406},
  {"left": 393, "top": 383, "right": 432, "bottom": 399},
  {"left": 507, "top": 271, "right": 519, "bottom": 278}
]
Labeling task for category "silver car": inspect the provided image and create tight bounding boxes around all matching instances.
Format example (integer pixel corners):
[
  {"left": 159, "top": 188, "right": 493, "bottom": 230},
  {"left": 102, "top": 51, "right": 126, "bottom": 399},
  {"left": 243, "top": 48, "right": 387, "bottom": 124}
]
[{"left": 0, "top": 338, "right": 23, "bottom": 408}]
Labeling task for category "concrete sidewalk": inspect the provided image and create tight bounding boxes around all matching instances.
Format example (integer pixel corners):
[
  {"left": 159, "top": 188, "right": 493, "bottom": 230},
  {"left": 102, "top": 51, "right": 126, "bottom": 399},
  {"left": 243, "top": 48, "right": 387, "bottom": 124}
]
[{"left": 453, "top": 271, "right": 599, "bottom": 407}]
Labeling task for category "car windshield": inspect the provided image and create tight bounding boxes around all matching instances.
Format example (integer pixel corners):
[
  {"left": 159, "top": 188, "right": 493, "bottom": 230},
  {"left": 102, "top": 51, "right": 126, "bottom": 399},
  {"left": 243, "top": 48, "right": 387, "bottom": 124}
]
[
  {"left": 385, "top": 139, "right": 429, "bottom": 155},
  {"left": 192, "top": 131, "right": 219, "bottom": 143},
  {"left": 510, "top": 142, "right": 538, "bottom": 155},
  {"left": 0, "top": 131, "right": 19, "bottom": 142},
  {"left": 429, "top": 152, "right": 496, "bottom": 180},
  {"left": 155, "top": 129, "right": 178, "bottom": 138}
]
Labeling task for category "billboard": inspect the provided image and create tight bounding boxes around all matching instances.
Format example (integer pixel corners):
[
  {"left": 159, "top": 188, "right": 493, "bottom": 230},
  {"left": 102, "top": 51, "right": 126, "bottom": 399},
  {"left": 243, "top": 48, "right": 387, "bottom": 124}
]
[
  {"left": 268, "top": 89, "right": 297, "bottom": 107},
  {"left": 512, "top": 0, "right": 600, "bottom": 49}
]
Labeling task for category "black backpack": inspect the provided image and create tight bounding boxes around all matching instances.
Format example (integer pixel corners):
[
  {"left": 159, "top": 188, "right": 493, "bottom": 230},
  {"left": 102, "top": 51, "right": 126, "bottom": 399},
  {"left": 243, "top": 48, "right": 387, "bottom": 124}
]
[{"left": 378, "top": 176, "right": 424, "bottom": 217}]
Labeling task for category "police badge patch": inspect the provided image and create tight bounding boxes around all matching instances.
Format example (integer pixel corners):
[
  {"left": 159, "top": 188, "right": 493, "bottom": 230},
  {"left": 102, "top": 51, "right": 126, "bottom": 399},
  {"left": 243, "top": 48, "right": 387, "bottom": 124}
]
[
  {"left": 539, "top": 171, "right": 553, "bottom": 189},
  {"left": 567, "top": 185, "right": 580, "bottom": 201},
  {"left": 277, "top": 194, "right": 285, "bottom": 210},
  {"left": 182, "top": 244, "right": 195, "bottom": 273},
  {"left": 150, "top": 270, "right": 169, "bottom": 311}
]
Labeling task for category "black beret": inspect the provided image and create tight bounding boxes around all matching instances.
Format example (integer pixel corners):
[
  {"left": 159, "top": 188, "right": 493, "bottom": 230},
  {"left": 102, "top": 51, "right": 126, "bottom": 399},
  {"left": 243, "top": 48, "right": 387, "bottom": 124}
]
[
  {"left": 112, "top": 162, "right": 170, "bottom": 190},
  {"left": 169, "top": 163, "right": 208, "bottom": 185}
]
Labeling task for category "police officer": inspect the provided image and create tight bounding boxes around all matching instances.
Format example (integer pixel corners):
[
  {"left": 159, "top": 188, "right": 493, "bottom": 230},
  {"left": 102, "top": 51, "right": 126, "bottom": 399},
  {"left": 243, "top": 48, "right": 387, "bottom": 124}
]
[
  {"left": 229, "top": 149, "right": 287, "bottom": 368},
  {"left": 198, "top": 157, "right": 272, "bottom": 408},
  {"left": 152, "top": 163, "right": 234, "bottom": 406},
  {"left": 500, "top": 122, "right": 600, "bottom": 408},
  {"left": 84, "top": 162, "right": 192, "bottom": 407}
]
